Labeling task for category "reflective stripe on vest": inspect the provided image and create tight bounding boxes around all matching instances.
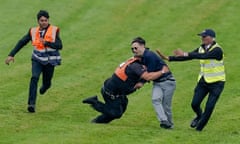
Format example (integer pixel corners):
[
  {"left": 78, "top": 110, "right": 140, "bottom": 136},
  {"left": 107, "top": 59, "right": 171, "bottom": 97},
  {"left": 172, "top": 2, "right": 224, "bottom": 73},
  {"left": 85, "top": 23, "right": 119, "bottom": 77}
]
[
  {"left": 32, "top": 53, "right": 61, "bottom": 61},
  {"left": 115, "top": 57, "right": 140, "bottom": 81},
  {"left": 198, "top": 43, "right": 225, "bottom": 83},
  {"left": 30, "top": 25, "right": 61, "bottom": 65}
]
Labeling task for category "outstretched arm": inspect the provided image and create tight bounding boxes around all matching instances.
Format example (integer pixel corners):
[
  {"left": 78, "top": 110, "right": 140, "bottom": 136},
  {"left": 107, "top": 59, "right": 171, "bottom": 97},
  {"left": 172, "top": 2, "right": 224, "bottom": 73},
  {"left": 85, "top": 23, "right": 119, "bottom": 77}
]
[
  {"left": 172, "top": 48, "right": 223, "bottom": 60},
  {"left": 5, "top": 29, "right": 31, "bottom": 65},
  {"left": 156, "top": 49, "right": 194, "bottom": 62}
]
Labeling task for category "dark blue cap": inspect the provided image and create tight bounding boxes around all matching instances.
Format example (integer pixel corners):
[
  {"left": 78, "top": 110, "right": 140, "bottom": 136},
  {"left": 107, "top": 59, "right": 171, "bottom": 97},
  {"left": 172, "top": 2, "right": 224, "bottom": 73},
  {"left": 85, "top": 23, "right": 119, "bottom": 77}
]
[{"left": 197, "top": 29, "right": 216, "bottom": 38}]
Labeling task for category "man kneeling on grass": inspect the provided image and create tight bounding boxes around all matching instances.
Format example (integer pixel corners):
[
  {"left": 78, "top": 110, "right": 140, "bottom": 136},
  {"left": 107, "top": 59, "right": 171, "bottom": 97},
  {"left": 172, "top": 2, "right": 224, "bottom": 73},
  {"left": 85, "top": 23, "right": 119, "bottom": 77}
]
[{"left": 83, "top": 56, "right": 168, "bottom": 124}]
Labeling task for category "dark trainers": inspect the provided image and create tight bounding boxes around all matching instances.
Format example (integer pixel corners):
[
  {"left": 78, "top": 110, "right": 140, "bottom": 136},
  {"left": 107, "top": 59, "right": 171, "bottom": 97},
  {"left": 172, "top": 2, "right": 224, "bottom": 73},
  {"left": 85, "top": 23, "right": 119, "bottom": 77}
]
[
  {"left": 196, "top": 127, "right": 203, "bottom": 132},
  {"left": 91, "top": 118, "right": 98, "bottom": 123},
  {"left": 160, "top": 121, "right": 172, "bottom": 129},
  {"left": 82, "top": 96, "right": 98, "bottom": 105},
  {"left": 39, "top": 86, "right": 47, "bottom": 95},
  {"left": 27, "top": 105, "right": 35, "bottom": 113},
  {"left": 190, "top": 117, "right": 201, "bottom": 128}
]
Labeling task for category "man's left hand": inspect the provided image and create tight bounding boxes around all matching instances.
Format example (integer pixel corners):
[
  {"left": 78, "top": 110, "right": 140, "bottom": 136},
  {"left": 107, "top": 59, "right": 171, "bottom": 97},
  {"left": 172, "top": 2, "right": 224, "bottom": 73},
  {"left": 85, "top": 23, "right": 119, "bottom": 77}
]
[
  {"left": 134, "top": 82, "right": 144, "bottom": 89},
  {"left": 173, "top": 49, "right": 184, "bottom": 56}
]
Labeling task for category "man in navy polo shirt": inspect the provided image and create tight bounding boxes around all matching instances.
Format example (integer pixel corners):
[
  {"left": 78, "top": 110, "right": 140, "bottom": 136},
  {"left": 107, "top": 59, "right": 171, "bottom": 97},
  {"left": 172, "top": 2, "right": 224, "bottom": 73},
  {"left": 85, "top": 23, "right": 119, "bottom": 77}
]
[{"left": 131, "top": 37, "right": 176, "bottom": 129}]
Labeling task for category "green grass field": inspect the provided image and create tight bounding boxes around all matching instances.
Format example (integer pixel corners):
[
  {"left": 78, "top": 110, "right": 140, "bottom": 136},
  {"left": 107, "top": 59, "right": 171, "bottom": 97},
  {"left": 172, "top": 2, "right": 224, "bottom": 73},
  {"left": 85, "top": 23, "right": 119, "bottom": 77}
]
[{"left": 0, "top": 0, "right": 239, "bottom": 143}]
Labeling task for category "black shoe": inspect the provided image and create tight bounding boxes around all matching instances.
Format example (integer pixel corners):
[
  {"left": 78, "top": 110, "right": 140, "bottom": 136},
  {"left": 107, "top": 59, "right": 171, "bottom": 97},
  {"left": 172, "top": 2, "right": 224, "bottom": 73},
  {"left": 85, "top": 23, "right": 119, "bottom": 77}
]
[
  {"left": 27, "top": 105, "right": 35, "bottom": 113},
  {"left": 82, "top": 96, "right": 98, "bottom": 104},
  {"left": 91, "top": 116, "right": 110, "bottom": 124},
  {"left": 190, "top": 117, "right": 200, "bottom": 128},
  {"left": 196, "top": 127, "right": 203, "bottom": 132},
  {"left": 160, "top": 121, "right": 172, "bottom": 129},
  {"left": 39, "top": 86, "right": 47, "bottom": 95},
  {"left": 91, "top": 118, "right": 98, "bottom": 123}
]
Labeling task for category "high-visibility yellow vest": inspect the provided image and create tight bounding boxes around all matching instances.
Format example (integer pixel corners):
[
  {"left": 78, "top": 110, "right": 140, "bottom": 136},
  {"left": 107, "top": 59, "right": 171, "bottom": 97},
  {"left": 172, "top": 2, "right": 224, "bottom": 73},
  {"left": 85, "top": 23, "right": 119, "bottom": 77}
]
[{"left": 198, "top": 43, "right": 225, "bottom": 83}]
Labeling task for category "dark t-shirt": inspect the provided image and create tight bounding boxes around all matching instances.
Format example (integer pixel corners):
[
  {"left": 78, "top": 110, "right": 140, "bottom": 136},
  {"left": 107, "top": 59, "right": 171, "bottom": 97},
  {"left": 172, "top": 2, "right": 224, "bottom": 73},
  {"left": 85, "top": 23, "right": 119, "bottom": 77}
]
[
  {"left": 142, "top": 49, "right": 172, "bottom": 81},
  {"left": 104, "top": 61, "right": 146, "bottom": 95}
]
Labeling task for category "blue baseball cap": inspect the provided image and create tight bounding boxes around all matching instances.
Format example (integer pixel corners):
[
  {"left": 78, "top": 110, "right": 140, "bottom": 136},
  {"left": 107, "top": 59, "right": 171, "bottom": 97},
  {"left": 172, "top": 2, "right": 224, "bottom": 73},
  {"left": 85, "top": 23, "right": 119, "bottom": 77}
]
[{"left": 197, "top": 29, "right": 216, "bottom": 38}]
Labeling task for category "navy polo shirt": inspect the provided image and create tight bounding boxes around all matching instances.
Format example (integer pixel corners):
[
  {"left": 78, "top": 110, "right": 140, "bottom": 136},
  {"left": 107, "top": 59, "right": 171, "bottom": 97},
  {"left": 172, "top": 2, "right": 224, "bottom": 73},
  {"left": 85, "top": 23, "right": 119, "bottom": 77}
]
[{"left": 142, "top": 49, "right": 172, "bottom": 80}]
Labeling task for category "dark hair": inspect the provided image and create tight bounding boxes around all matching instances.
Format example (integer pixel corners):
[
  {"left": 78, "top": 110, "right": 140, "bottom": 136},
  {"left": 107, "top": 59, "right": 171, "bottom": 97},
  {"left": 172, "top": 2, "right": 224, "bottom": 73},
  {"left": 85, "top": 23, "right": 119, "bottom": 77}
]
[
  {"left": 131, "top": 37, "right": 146, "bottom": 45},
  {"left": 37, "top": 10, "right": 49, "bottom": 20}
]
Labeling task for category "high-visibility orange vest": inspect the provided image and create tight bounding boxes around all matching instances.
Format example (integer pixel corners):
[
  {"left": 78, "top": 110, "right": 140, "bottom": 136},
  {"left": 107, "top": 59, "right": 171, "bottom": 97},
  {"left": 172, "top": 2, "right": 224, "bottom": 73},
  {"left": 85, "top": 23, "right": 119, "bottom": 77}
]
[
  {"left": 31, "top": 25, "right": 58, "bottom": 50},
  {"left": 30, "top": 25, "right": 61, "bottom": 66},
  {"left": 115, "top": 57, "right": 140, "bottom": 81}
]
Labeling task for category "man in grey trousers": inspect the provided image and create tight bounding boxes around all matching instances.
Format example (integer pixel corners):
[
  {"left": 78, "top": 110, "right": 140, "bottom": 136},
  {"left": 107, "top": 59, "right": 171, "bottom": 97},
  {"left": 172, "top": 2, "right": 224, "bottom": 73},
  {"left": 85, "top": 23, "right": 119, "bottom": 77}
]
[{"left": 131, "top": 37, "right": 176, "bottom": 129}]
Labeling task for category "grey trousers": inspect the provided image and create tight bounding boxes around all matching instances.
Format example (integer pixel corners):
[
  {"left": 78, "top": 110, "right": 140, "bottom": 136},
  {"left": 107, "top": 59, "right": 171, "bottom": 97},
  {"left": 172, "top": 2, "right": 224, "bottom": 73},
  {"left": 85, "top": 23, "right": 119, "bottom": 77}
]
[{"left": 152, "top": 80, "right": 176, "bottom": 125}]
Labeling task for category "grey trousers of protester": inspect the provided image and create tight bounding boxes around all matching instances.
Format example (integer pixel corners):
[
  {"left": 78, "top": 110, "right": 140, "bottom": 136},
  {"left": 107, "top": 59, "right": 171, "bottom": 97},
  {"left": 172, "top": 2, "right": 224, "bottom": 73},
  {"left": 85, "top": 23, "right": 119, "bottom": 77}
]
[{"left": 152, "top": 80, "right": 176, "bottom": 125}]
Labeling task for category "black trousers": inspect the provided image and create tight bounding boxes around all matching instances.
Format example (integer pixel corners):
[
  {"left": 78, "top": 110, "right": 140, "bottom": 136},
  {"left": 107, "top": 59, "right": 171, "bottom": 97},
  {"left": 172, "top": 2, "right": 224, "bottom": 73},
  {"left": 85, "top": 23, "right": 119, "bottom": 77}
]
[
  {"left": 28, "top": 60, "right": 55, "bottom": 105},
  {"left": 91, "top": 88, "right": 128, "bottom": 123},
  {"left": 191, "top": 77, "right": 225, "bottom": 130}
]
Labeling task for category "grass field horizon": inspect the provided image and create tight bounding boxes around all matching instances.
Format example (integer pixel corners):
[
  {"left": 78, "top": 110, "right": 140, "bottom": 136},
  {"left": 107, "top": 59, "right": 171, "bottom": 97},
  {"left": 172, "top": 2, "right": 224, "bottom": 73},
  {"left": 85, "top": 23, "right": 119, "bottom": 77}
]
[{"left": 0, "top": 0, "right": 239, "bottom": 144}]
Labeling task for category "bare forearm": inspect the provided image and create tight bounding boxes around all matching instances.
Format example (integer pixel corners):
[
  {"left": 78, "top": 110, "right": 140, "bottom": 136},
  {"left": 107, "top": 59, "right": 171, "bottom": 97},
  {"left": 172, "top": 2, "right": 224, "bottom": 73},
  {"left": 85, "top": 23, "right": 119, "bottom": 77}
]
[
  {"left": 141, "top": 66, "right": 169, "bottom": 81},
  {"left": 142, "top": 71, "right": 163, "bottom": 81}
]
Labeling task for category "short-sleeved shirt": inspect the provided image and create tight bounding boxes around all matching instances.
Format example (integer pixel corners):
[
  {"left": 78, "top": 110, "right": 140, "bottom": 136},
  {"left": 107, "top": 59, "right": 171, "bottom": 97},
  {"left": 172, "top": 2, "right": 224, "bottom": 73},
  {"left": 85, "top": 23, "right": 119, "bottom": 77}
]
[
  {"left": 141, "top": 49, "right": 172, "bottom": 81},
  {"left": 104, "top": 61, "right": 146, "bottom": 95}
]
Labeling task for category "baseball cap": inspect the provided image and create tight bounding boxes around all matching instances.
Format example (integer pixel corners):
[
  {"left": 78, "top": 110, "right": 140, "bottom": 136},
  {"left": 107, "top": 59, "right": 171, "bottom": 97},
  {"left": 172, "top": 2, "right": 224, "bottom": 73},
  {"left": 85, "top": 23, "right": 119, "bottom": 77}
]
[{"left": 197, "top": 29, "right": 216, "bottom": 38}]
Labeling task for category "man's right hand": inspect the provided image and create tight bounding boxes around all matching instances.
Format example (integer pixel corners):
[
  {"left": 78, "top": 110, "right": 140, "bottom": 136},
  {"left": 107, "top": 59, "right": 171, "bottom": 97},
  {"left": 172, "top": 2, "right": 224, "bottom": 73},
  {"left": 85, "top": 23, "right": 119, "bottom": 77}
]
[
  {"left": 161, "top": 65, "right": 169, "bottom": 74},
  {"left": 5, "top": 56, "right": 14, "bottom": 65}
]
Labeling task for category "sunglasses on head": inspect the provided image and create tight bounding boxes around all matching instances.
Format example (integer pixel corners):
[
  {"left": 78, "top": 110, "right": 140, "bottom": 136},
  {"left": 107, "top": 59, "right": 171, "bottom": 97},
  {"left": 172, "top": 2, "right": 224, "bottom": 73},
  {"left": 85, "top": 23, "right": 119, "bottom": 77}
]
[{"left": 131, "top": 47, "right": 138, "bottom": 51}]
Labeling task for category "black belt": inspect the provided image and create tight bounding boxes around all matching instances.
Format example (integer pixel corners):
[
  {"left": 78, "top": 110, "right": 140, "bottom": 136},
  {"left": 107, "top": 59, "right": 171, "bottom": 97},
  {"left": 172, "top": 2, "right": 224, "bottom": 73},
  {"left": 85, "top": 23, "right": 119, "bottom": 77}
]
[
  {"left": 155, "top": 75, "right": 175, "bottom": 83},
  {"left": 102, "top": 86, "right": 125, "bottom": 100}
]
